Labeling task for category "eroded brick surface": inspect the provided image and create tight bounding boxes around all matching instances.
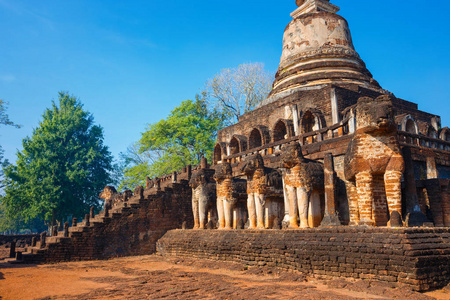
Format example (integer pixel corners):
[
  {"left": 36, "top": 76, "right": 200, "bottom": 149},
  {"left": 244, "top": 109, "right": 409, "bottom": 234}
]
[{"left": 157, "top": 228, "right": 450, "bottom": 292}]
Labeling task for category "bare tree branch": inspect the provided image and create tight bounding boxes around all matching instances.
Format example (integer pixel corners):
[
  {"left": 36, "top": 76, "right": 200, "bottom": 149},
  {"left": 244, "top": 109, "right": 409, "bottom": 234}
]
[{"left": 205, "top": 63, "right": 273, "bottom": 126}]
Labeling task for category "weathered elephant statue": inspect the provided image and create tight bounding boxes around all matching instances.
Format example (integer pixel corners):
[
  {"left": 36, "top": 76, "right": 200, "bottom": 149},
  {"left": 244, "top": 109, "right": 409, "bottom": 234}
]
[
  {"left": 241, "top": 154, "right": 284, "bottom": 229},
  {"left": 344, "top": 95, "right": 405, "bottom": 226},
  {"left": 99, "top": 186, "right": 133, "bottom": 210},
  {"left": 281, "top": 143, "right": 324, "bottom": 228},
  {"left": 213, "top": 162, "right": 247, "bottom": 229},
  {"left": 189, "top": 167, "right": 217, "bottom": 229}
]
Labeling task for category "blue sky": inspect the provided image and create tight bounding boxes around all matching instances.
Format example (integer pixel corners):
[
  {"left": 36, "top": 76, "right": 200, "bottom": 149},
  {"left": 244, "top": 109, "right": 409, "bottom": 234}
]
[{"left": 1, "top": 0, "right": 449, "bottom": 163}]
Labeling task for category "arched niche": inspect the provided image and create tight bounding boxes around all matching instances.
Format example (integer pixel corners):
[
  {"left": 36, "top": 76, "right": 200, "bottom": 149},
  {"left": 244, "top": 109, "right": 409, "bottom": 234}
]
[
  {"left": 299, "top": 109, "right": 324, "bottom": 134},
  {"left": 249, "top": 129, "right": 262, "bottom": 149},
  {"left": 213, "top": 142, "right": 227, "bottom": 164},
  {"left": 272, "top": 119, "right": 294, "bottom": 142},
  {"left": 248, "top": 126, "right": 270, "bottom": 150},
  {"left": 229, "top": 135, "right": 247, "bottom": 155},
  {"left": 427, "top": 125, "right": 438, "bottom": 139},
  {"left": 401, "top": 115, "right": 419, "bottom": 134},
  {"left": 440, "top": 127, "right": 450, "bottom": 142}
]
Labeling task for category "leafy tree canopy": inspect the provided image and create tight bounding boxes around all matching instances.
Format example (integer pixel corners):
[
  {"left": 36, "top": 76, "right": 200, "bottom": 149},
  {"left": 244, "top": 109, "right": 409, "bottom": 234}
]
[
  {"left": 2, "top": 92, "right": 114, "bottom": 226},
  {"left": 120, "top": 95, "right": 224, "bottom": 189}
]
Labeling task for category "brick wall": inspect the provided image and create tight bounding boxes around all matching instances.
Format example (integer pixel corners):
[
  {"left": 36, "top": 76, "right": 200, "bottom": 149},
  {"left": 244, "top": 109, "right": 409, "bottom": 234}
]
[
  {"left": 23, "top": 183, "right": 192, "bottom": 263},
  {"left": 0, "top": 234, "right": 39, "bottom": 247},
  {"left": 157, "top": 228, "right": 450, "bottom": 292}
]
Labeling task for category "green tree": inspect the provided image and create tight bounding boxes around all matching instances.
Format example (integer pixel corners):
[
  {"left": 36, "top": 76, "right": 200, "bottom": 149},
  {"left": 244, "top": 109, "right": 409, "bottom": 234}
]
[
  {"left": 0, "top": 99, "right": 22, "bottom": 232},
  {"left": 2, "top": 92, "right": 114, "bottom": 226},
  {"left": 0, "top": 147, "right": 7, "bottom": 190},
  {"left": 120, "top": 95, "right": 224, "bottom": 189},
  {"left": 0, "top": 99, "right": 21, "bottom": 188}
]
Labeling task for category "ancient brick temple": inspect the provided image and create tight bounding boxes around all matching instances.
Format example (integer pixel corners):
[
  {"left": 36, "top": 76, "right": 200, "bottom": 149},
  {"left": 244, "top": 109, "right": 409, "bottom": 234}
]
[
  {"left": 15, "top": 0, "right": 450, "bottom": 292},
  {"left": 212, "top": 0, "right": 450, "bottom": 229}
]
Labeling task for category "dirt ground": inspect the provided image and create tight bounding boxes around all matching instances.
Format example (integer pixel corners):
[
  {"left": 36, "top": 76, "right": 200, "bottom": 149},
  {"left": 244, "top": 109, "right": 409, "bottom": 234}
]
[{"left": 0, "top": 253, "right": 449, "bottom": 300}]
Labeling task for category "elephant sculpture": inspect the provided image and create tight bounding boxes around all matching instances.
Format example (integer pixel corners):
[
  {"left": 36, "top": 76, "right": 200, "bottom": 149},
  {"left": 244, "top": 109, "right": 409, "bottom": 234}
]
[
  {"left": 241, "top": 154, "right": 284, "bottom": 229},
  {"left": 99, "top": 186, "right": 132, "bottom": 210},
  {"left": 213, "top": 162, "right": 247, "bottom": 229},
  {"left": 344, "top": 95, "right": 405, "bottom": 226},
  {"left": 189, "top": 167, "right": 217, "bottom": 229},
  {"left": 281, "top": 143, "right": 324, "bottom": 228}
]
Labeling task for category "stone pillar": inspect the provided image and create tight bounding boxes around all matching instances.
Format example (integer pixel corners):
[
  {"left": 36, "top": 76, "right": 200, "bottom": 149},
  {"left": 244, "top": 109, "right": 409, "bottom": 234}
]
[
  {"left": 320, "top": 153, "right": 341, "bottom": 227},
  {"left": 330, "top": 88, "right": 340, "bottom": 124},
  {"left": 72, "top": 217, "right": 78, "bottom": 227},
  {"left": 85, "top": 214, "right": 90, "bottom": 227},
  {"left": 187, "top": 165, "right": 192, "bottom": 181},
  {"left": 292, "top": 104, "right": 300, "bottom": 136},
  {"left": 31, "top": 237, "right": 37, "bottom": 247},
  {"left": 52, "top": 225, "right": 58, "bottom": 237},
  {"left": 40, "top": 232, "right": 46, "bottom": 249},
  {"left": 9, "top": 240, "right": 16, "bottom": 258},
  {"left": 348, "top": 109, "right": 356, "bottom": 134},
  {"left": 63, "top": 222, "right": 69, "bottom": 237},
  {"left": 172, "top": 171, "right": 177, "bottom": 183},
  {"left": 90, "top": 206, "right": 95, "bottom": 219},
  {"left": 427, "top": 157, "right": 438, "bottom": 179},
  {"left": 201, "top": 156, "right": 208, "bottom": 169}
]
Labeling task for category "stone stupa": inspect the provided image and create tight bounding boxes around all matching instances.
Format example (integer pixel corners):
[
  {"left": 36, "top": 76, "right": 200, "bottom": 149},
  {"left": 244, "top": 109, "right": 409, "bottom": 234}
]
[{"left": 270, "top": 0, "right": 380, "bottom": 97}]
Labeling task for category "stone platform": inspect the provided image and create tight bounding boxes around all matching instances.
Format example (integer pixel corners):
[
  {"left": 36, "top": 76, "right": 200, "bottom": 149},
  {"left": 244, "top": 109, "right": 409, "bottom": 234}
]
[{"left": 157, "top": 227, "right": 450, "bottom": 292}]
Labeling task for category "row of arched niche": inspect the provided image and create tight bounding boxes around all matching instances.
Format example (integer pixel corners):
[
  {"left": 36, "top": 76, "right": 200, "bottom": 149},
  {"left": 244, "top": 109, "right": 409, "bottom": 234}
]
[
  {"left": 400, "top": 115, "right": 449, "bottom": 139},
  {"left": 214, "top": 112, "right": 450, "bottom": 164},
  {"left": 214, "top": 109, "right": 326, "bottom": 163}
]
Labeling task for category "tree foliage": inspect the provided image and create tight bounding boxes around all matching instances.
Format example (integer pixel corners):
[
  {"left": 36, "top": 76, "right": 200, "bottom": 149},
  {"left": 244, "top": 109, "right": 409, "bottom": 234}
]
[
  {"left": 2, "top": 92, "right": 114, "bottom": 226},
  {"left": 0, "top": 99, "right": 21, "bottom": 129},
  {"left": 120, "top": 96, "right": 224, "bottom": 189},
  {"left": 0, "top": 147, "right": 7, "bottom": 190},
  {"left": 0, "top": 99, "right": 21, "bottom": 189},
  {"left": 205, "top": 62, "right": 273, "bottom": 125}
]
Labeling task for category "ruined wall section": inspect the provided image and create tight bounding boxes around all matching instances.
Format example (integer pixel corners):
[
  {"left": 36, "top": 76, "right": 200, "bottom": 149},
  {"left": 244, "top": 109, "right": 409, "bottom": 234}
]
[
  {"left": 22, "top": 183, "right": 192, "bottom": 263},
  {"left": 157, "top": 228, "right": 450, "bottom": 292}
]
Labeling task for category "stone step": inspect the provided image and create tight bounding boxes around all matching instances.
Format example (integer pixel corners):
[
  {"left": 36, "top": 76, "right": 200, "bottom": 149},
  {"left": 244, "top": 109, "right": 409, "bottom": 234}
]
[
  {"left": 69, "top": 226, "right": 88, "bottom": 233},
  {"left": 22, "top": 253, "right": 44, "bottom": 264},
  {"left": 26, "top": 247, "right": 46, "bottom": 255},
  {"left": 47, "top": 237, "right": 71, "bottom": 244}
]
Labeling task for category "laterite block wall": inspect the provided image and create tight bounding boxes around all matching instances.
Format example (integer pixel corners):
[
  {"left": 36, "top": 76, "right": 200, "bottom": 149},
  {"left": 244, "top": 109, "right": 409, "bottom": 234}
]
[
  {"left": 24, "top": 182, "right": 192, "bottom": 263},
  {"left": 157, "top": 228, "right": 450, "bottom": 291}
]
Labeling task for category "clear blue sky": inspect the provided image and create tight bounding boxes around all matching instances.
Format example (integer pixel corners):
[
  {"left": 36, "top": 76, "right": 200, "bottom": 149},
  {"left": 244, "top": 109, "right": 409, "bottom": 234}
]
[{"left": 1, "top": 0, "right": 449, "bottom": 163}]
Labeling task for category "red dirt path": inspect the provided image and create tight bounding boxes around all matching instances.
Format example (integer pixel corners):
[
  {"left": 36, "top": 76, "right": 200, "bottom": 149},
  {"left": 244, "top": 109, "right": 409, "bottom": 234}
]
[{"left": 0, "top": 254, "right": 448, "bottom": 300}]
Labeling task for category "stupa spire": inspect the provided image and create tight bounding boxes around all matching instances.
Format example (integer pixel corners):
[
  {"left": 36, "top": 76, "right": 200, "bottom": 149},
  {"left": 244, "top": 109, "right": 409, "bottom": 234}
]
[
  {"left": 268, "top": 0, "right": 380, "bottom": 97},
  {"left": 292, "top": 0, "right": 340, "bottom": 18}
]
